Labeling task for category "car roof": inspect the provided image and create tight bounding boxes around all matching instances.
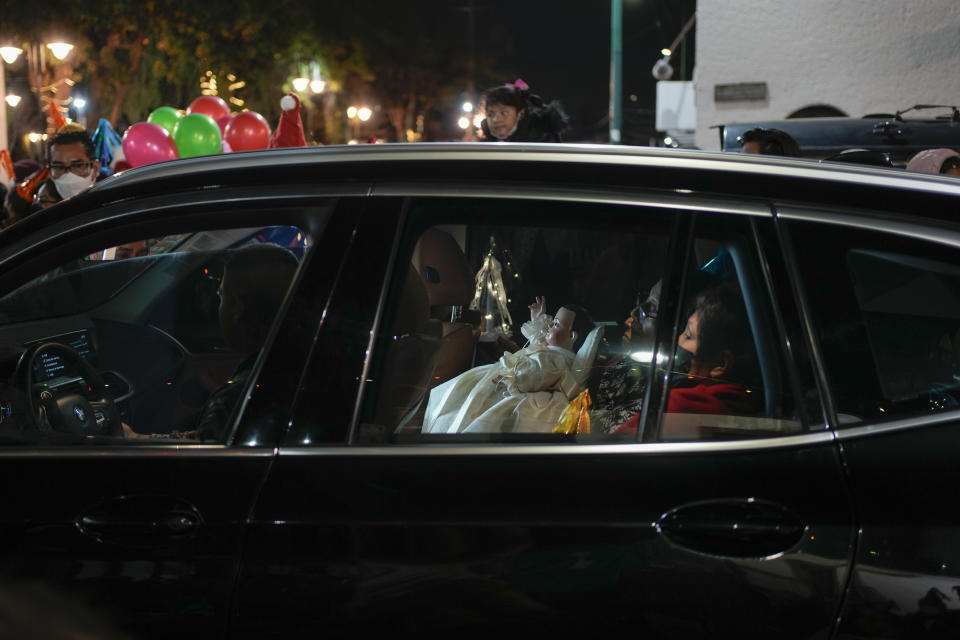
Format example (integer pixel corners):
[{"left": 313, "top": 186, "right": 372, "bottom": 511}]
[{"left": 7, "top": 143, "right": 960, "bottom": 242}]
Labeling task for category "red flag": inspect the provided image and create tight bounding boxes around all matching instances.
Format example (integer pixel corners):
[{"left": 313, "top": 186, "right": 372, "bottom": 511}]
[
  {"left": 15, "top": 167, "right": 49, "bottom": 202},
  {"left": 0, "top": 150, "right": 14, "bottom": 186},
  {"left": 48, "top": 101, "right": 68, "bottom": 132}
]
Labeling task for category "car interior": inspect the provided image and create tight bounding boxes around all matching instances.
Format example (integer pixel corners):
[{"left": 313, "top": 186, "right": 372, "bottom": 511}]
[
  {"left": 364, "top": 200, "right": 805, "bottom": 443},
  {"left": 0, "top": 225, "right": 308, "bottom": 442}
]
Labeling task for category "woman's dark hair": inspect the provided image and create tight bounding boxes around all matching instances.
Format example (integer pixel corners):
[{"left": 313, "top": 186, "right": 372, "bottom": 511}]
[
  {"left": 483, "top": 85, "right": 546, "bottom": 113},
  {"left": 689, "top": 285, "right": 750, "bottom": 367},
  {"left": 941, "top": 155, "right": 960, "bottom": 174},
  {"left": 738, "top": 128, "right": 802, "bottom": 157},
  {"left": 562, "top": 303, "right": 596, "bottom": 352}
]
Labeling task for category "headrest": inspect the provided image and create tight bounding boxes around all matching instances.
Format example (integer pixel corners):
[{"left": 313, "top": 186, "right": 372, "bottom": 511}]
[
  {"left": 412, "top": 228, "right": 474, "bottom": 307},
  {"left": 390, "top": 264, "right": 430, "bottom": 336}
]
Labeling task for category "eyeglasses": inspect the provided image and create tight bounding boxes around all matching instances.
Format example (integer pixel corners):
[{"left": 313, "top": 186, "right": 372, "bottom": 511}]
[
  {"left": 631, "top": 292, "right": 658, "bottom": 325},
  {"left": 48, "top": 160, "right": 94, "bottom": 178}
]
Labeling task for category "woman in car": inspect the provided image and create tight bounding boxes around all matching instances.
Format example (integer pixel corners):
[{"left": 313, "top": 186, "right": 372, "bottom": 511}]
[{"left": 614, "top": 285, "right": 756, "bottom": 435}]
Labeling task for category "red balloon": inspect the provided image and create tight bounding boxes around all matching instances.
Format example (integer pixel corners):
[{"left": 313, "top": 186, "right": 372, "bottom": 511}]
[
  {"left": 224, "top": 111, "right": 271, "bottom": 151},
  {"left": 121, "top": 122, "right": 179, "bottom": 168},
  {"left": 216, "top": 114, "right": 233, "bottom": 137},
  {"left": 186, "top": 95, "right": 230, "bottom": 122},
  {"left": 113, "top": 160, "right": 132, "bottom": 172}
]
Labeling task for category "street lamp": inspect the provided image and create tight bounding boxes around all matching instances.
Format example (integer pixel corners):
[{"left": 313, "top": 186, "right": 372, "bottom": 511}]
[
  {"left": 0, "top": 47, "right": 22, "bottom": 65},
  {"left": 46, "top": 42, "right": 73, "bottom": 61},
  {"left": 5, "top": 94, "right": 20, "bottom": 107},
  {"left": 357, "top": 106, "right": 372, "bottom": 122},
  {"left": 72, "top": 95, "right": 86, "bottom": 127},
  {"left": 292, "top": 77, "right": 309, "bottom": 92}
]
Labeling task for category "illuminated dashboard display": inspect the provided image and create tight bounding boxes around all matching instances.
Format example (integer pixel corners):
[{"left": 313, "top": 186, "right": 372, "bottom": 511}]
[{"left": 29, "top": 331, "right": 94, "bottom": 383}]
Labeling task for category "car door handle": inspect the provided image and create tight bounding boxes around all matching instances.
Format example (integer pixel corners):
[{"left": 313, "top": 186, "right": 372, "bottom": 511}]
[
  {"left": 657, "top": 498, "right": 805, "bottom": 558},
  {"left": 76, "top": 495, "right": 203, "bottom": 546}
]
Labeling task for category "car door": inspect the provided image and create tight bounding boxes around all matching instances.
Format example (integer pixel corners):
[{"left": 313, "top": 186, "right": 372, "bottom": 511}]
[
  {"left": 783, "top": 205, "right": 960, "bottom": 639},
  {"left": 237, "top": 191, "right": 856, "bottom": 638},
  {"left": 0, "top": 191, "right": 350, "bottom": 639}
]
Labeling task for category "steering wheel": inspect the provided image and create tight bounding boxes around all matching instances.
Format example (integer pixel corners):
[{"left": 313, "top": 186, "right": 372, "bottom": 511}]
[{"left": 20, "top": 342, "right": 123, "bottom": 437}]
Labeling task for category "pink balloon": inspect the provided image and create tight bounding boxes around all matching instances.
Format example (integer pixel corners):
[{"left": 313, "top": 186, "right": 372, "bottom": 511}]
[
  {"left": 187, "top": 95, "right": 230, "bottom": 122},
  {"left": 216, "top": 114, "right": 233, "bottom": 137},
  {"left": 122, "top": 122, "right": 179, "bottom": 168},
  {"left": 221, "top": 139, "right": 233, "bottom": 153},
  {"left": 224, "top": 111, "right": 271, "bottom": 151}
]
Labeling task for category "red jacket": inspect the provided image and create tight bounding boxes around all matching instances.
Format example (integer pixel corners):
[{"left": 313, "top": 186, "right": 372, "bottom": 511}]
[{"left": 614, "top": 381, "right": 753, "bottom": 435}]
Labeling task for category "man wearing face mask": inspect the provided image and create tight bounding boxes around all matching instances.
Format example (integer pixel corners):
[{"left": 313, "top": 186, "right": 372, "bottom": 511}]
[{"left": 46, "top": 126, "right": 100, "bottom": 201}]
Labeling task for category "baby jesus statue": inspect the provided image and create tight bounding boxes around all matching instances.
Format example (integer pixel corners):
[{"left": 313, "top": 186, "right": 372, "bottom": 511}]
[{"left": 422, "top": 297, "right": 602, "bottom": 434}]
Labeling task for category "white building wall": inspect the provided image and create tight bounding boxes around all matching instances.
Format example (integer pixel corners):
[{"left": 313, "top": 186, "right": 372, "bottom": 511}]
[{"left": 694, "top": 0, "right": 960, "bottom": 150}]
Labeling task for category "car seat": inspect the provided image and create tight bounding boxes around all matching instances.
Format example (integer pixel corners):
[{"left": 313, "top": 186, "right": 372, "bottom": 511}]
[
  {"left": 411, "top": 228, "right": 479, "bottom": 387},
  {"left": 374, "top": 264, "right": 442, "bottom": 431}
]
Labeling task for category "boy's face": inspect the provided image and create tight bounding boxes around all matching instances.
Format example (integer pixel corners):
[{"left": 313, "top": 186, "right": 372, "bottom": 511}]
[{"left": 546, "top": 307, "right": 576, "bottom": 350}]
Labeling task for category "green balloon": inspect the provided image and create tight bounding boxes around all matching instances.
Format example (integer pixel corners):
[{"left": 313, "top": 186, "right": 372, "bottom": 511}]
[
  {"left": 147, "top": 106, "right": 182, "bottom": 134},
  {"left": 172, "top": 113, "right": 221, "bottom": 158}
]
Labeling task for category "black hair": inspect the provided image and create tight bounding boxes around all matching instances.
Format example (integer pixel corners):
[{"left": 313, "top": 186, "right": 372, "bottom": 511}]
[
  {"left": 46, "top": 128, "right": 96, "bottom": 164},
  {"left": 561, "top": 303, "right": 596, "bottom": 352},
  {"left": 941, "top": 155, "right": 960, "bottom": 174},
  {"left": 738, "top": 128, "right": 802, "bottom": 157},
  {"left": 689, "top": 285, "right": 750, "bottom": 368},
  {"left": 3, "top": 186, "right": 31, "bottom": 222}
]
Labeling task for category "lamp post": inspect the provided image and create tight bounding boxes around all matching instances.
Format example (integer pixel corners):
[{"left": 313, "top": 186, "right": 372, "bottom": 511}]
[{"left": 0, "top": 45, "right": 23, "bottom": 152}]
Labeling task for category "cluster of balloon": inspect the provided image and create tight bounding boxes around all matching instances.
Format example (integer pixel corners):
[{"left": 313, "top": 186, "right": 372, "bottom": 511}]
[{"left": 121, "top": 96, "right": 271, "bottom": 168}]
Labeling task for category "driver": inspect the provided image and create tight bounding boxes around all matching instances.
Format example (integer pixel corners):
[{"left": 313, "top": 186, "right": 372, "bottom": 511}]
[{"left": 123, "top": 244, "right": 298, "bottom": 441}]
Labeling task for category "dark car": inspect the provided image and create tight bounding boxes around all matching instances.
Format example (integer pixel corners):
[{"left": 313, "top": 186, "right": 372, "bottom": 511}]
[
  {"left": 0, "top": 144, "right": 959, "bottom": 639},
  {"left": 719, "top": 106, "right": 960, "bottom": 164}
]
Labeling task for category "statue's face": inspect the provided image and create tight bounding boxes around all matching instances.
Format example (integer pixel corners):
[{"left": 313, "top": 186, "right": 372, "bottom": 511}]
[{"left": 546, "top": 307, "right": 575, "bottom": 350}]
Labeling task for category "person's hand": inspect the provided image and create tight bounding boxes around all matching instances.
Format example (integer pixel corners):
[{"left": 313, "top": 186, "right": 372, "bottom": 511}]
[
  {"left": 121, "top": 422, "right": 149, "bottom": 439},
  {"left": 529, "top": 296, "right": 546, "bottom": 320}
]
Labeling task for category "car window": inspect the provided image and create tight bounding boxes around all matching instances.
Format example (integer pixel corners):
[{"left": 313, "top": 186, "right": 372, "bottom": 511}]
[
  {"left": 349, "top": 198, "right": 801, "bottom": 444},
  {"left": 790, "top": 219, "right": 960, "bottom": 425},
  {"left": 0, "top": 224, "right": 309, "bottom": 446},
  {"left": 657, "top": 220, "right": 803, "bottom": 441}
]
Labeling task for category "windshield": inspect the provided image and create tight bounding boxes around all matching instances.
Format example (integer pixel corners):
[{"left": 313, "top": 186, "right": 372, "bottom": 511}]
[{"left": 0, "top": 226, "right": 307, "bottom": 325}]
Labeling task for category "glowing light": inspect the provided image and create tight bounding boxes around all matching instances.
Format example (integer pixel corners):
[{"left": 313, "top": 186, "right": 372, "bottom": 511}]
[
  {"left": 462, "top": 101, "right": 473, "bottom": 112},
  {"left": 0, "top": 47, "right": 22, "bottom": 64},
  {"left": 310, "top": 79, "right": 325, "bottom": 93},
  {"left": 27, "top": 132, "right": 42, "bottom": 143},
  {"left": 357, "top": 106, "right": 372, "bottom": 121},
  {"left": 630, "top": 351, "right": 654, "bottom": 363},
  {"left": 46, "top": 42, "right": 74, "bottom": 60},
  {"left": 73, "top": 97, "right": 86, "bottom": 109},
  {"left": 4, "top": 94, "right": 21, "bottom": 107},
  {"left": 346, "top": 105, "right": 358, "bottom": 119},
  {"left": 661, "top": 48, "right": 672, "bottom": 57},
  {"left": 472, "top": 114, "right": 483, "bottom": 128},
  {"left": 292, "top": 77, "right": 309, "bottom": 92},
  {"left": 663, "top": 136, "right": 674, "bottom": 146},
  {"left": 457, "top": 116, "right": 470, "bottom": 129},
  {"left": 347, "top": 139, "right": 359, "bottom": 145}
]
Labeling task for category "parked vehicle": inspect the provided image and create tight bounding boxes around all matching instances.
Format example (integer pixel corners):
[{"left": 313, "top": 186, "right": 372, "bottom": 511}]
[
  {"left": 0, "top": 144, "right": 958, "bottom": 639},
  {"left": 718, "top": 105, "right": 960, "bottom": 165}
]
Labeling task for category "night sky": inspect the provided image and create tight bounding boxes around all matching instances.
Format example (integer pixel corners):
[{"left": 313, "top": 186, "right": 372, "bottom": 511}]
[{"left": 471, "top": 0, "right": 697, "bottom": 143}]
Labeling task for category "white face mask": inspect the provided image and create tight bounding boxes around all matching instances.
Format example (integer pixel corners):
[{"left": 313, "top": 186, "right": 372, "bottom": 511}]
[{"left": 52, "top": 170, "right": 95, "bottom": 200}]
